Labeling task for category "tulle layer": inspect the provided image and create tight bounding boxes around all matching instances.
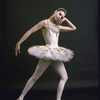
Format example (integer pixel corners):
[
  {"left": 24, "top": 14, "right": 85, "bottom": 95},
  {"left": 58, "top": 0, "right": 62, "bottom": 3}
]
[{"left": 28, "top": 45, "right": 74, "bottom": 62}]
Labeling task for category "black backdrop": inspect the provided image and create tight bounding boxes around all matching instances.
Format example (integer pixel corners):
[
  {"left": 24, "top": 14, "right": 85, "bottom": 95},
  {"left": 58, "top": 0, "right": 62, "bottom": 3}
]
[{"left": 0, "top": 0, "right": 99, "bottom": 97}]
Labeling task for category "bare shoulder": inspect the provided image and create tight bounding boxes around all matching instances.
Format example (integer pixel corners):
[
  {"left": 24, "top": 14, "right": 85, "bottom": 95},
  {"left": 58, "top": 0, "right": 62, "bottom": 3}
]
[{"left": 39, "top": 19, "right": 47, "bottom": 26}]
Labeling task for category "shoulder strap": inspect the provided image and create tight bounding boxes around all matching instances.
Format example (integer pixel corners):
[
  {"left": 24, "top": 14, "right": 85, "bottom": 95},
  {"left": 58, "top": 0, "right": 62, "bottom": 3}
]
[{"left": 46, "top": 19, "right": 50, "bottom": 30}]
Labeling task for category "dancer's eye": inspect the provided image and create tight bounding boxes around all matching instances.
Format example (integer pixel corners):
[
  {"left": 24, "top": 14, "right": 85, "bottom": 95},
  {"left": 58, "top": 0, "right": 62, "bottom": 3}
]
[
  {"left": 59, "top": 13, "right": 62, "bottom": 16},
  {"left": 59, "top": 13, "right": 64, "bottom": 19}
]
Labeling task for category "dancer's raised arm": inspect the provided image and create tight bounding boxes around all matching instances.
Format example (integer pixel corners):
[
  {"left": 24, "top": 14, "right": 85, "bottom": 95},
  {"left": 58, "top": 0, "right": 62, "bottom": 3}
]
[{"left": 58, "top": 17, "right": 76, "bottom": 32}]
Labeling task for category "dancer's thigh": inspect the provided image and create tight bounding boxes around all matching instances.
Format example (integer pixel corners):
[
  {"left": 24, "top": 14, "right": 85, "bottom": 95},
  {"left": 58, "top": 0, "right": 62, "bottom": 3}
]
[
  {"left": 33, "top": 59, "right": 51, "bottom": 76},
  {"left": 51, "top": 61, "right": 68, "bottom": 79}
]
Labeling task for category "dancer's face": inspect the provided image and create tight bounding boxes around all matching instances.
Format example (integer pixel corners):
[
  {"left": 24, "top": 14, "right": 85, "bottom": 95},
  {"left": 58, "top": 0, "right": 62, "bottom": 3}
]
[{"left": 54, "top": 11, "right": 65, "bottom": 22}]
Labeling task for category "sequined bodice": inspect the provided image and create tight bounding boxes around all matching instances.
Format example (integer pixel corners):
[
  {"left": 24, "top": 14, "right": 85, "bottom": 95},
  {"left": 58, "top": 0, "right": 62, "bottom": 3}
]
[{"left": 44, "top": 20, "right": 60, "bottom": 47}]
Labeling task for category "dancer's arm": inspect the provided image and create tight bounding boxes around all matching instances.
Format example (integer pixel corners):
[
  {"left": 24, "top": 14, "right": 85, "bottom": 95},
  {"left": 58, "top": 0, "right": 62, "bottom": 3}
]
[
  {"left": 15, "top": 20, "right": 46, "bottom": 56},
  {"left": 59, "top": 17, "right": 77, "bottom": 32}
]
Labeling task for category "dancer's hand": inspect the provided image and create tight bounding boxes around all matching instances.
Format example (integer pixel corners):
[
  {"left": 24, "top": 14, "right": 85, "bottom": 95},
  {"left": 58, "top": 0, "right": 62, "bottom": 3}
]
[{"left": 15, "top": 43, "right": 20, "bottom": 56}]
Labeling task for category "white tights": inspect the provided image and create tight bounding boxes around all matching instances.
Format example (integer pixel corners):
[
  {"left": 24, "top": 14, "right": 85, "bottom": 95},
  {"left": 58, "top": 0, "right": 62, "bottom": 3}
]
[{"left": 17, "top": 59, "right": 68, "bottom": 100}]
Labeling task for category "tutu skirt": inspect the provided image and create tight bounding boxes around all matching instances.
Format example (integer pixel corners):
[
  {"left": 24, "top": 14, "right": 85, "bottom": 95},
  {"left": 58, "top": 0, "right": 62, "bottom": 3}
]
[{"left": 28, "top": 45, "right": 74, "bottom": 62}]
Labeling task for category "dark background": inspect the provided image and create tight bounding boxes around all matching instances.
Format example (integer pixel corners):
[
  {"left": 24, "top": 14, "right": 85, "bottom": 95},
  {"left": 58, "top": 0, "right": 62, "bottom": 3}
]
[{"left": 0, "top": 0, "right": 99, "bottom": 100}]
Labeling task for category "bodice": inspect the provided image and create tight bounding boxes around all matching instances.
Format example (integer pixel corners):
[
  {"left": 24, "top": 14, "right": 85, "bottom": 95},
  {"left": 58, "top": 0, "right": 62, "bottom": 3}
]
[{"left": 44, "top": 20, "right": 60, "bottom": 47}]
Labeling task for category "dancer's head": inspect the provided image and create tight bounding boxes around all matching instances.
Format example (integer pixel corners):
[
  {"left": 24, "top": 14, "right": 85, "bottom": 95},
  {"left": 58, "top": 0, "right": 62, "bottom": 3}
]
[
  {"left": 52, "top": 8, "right": 67, "bottom": 22},
  {"left": 55, "top": 8, "right": 67, "bottom": 15}
]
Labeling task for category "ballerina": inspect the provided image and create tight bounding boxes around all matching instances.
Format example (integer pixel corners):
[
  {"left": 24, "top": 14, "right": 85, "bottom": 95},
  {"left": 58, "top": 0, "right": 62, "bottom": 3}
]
[{"left": 15, "top": 8, "right": 76, "bottom": 100}]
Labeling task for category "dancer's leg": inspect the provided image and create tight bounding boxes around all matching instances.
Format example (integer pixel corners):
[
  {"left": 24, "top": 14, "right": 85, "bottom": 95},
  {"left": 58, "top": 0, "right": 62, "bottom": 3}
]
[
  {"left": 51, "top": 61, "right": 68, "bottom": 100},
  {"left": 17, "top": 59, "right": 51, "bottom": 100}
]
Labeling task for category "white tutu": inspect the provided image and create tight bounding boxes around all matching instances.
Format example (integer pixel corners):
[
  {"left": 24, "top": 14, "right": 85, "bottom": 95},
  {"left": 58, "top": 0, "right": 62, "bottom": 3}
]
[{"left": 28, "top": 45, "right": 74, "bottom": 62}]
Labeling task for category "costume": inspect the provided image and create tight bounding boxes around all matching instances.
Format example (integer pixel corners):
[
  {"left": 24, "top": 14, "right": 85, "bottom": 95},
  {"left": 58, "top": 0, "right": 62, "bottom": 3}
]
[{"left": 28, "top": 19, "right": 74, "bottom": 62}]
